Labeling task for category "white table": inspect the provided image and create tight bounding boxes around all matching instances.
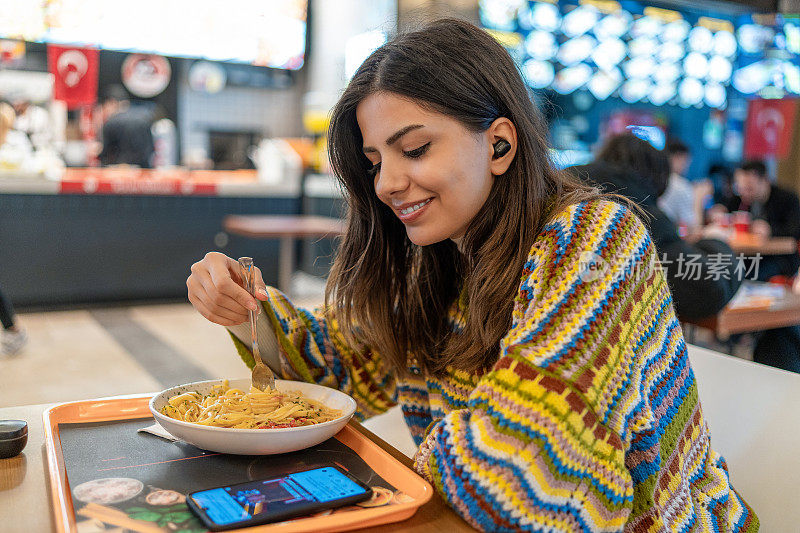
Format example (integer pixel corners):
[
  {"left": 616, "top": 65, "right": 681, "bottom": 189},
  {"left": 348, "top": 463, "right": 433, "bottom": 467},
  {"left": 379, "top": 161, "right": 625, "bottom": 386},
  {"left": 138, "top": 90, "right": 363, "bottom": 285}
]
[{"left": 687, "top": 344, "right": 800, "bottom": 532}]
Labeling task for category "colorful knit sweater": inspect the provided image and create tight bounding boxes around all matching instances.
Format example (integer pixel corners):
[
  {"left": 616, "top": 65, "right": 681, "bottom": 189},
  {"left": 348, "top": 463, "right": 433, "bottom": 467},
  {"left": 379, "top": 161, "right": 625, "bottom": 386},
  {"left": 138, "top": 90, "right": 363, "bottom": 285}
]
[{"left": 231, "top": 199, "right": 758, "bottom": 532}]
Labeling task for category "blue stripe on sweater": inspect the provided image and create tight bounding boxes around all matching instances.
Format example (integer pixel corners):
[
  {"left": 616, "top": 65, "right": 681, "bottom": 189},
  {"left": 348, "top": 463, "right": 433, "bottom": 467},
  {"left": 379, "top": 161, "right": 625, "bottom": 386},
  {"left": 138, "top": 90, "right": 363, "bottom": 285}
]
[
  {"left": 615, "top": 306, "right": 677, "bottom": 431},
  {"left": 426, "top": 381, "right": 470, "bottom": 409}
]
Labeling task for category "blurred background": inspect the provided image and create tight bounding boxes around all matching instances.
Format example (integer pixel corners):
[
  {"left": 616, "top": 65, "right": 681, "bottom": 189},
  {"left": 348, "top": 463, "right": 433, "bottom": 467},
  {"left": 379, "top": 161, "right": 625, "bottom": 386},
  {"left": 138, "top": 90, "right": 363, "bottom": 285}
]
[{"left": 2, "top": 0, "right": 800, "bottom": 406}]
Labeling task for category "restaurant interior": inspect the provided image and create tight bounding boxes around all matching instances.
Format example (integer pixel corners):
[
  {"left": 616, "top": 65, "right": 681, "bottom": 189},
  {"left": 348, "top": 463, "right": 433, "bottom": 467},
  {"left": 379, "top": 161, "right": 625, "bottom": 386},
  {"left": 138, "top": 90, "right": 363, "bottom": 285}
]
[{"left": 1, "top": 0, "right": 800, "bottom": 531}]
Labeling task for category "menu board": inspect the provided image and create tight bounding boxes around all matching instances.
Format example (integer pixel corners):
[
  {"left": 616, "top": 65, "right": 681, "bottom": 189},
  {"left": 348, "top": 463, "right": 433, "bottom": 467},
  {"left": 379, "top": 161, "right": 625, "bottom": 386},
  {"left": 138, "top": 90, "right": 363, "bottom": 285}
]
[{"left": 0, "top": 0, "right": 307, "bottom": 69}]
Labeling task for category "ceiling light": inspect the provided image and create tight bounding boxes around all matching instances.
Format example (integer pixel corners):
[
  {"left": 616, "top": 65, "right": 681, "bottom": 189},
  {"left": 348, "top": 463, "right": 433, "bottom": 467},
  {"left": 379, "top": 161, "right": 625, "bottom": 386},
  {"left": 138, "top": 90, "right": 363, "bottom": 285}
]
[
  {"left": 553, "top": 63, "right": 593, "bottom": 93},
  {"left": 557, "top": 35, "right": 596, "bottom": 66},
  {"left": 688, "top": 26, "right": 714, "bottom": 53},
  {"left": 523, "top": 59, "right": 555, "bottom": 89},
  {"left": 684, "top": 52, "right": 709, "bottom": 78},
  {"left": 594, "top": 11, "right": 632, "bottom": 40},
  {"left": 588, "top": 68, "right": 622, "bottom": 100},
  {"left": 591, "top": 38, "right": 626, "bottom": 70},
  {"left": 713, "top": 30, "right": 737, "bottom": 58},
  {"left": 562, "top": 5, "right": 600, "bottom": 38},
  {"left": 704, "top": 82, "right": 727, "bottom": 108},
  {"left": 679, "top": 77, "right": 704, "bottom": 106},
  {"left": 662, "top": 19, "right": 690, "bottom": 42},
  {"left": 525, "top": 30, "right": 558, "bottom": 60},
  {"left": 708, "top": 55, "right": 733, "bottom": 83},
  {"left": 621, "top": 78, "right": 651, "bottom": 103}
]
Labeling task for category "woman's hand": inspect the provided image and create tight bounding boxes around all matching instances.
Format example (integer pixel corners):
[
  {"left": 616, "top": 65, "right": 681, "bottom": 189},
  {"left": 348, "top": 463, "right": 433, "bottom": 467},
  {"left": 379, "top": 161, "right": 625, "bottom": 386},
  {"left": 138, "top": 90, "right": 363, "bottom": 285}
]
[{"left": 187, "top": 252, "right": 268, "bottom": 326}]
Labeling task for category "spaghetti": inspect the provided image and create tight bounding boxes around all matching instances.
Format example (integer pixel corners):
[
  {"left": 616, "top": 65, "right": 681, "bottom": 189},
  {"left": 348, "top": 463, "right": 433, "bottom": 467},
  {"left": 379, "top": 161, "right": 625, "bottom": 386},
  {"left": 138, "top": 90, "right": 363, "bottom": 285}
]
[{"left": 160, "top": 381, "right": 342, "bottom": 429}]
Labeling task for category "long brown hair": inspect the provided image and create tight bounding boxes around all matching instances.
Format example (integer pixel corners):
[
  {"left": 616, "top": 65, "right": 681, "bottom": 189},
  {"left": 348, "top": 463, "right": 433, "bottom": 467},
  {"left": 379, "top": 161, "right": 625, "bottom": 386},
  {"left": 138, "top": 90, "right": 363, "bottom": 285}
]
[{"left": 326, "top": 18, "right": 600, "bottom": 377}]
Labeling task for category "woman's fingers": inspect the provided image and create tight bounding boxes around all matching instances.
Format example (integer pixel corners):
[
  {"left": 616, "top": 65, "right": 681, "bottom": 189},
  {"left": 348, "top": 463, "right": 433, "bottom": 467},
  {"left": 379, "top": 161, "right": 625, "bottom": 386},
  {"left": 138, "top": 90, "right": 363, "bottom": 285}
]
[
  {"left": 188, "top": 252, "right": 258, "bottom": 325},
  {"left": 193, "top": 269, "right": 250, "bottom": 321},
  {"left": 187, "top": 277, "right": 248, "bottom": 326},
  {"left": 205, "top": 254, "right": 259, "bottom": 311}
]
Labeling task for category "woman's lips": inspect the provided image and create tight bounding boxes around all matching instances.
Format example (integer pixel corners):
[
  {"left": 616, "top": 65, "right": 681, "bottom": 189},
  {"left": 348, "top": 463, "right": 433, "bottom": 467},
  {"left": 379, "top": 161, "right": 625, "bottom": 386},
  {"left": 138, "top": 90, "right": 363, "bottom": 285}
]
[{"left": 397, "top": 198, "right": 433, "bottom": 222}]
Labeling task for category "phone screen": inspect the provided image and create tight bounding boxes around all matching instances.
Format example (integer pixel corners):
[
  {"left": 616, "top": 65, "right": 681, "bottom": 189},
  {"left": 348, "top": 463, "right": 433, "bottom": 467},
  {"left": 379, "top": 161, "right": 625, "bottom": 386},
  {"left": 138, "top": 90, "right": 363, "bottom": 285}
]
[{"left": 188, "top": 466, "right": 371, "bottom": 529}]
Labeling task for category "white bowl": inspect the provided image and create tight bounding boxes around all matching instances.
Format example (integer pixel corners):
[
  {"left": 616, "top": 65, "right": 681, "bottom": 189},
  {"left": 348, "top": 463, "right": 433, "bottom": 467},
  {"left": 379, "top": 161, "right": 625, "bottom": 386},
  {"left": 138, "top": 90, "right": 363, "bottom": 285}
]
[{"left": 149, "top": 379, "right": 357, "bottom": 455}]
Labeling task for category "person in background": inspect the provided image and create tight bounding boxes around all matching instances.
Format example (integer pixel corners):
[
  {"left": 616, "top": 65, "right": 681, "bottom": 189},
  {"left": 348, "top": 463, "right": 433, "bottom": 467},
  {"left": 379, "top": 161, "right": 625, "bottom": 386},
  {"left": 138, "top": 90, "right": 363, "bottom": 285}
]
[
  {"left": 12, "top": 97, "right": 53, "bottom": 152},
  {"left": 708, "top": 163, "right": 736, "bottom": 208},
  {"left": 97, "top": 86, "right": 155, "bottom": 168},
  {"left": 715, "top": 160, "right": 800, "bottom": 373},
  {"left": 658, "top": 138, "right": 698, "bottom": 228},
  {"left": 691, "top": 163, "right": 734, "bottom": 226},
  {"left": 569, "top": 132, "right": 741, "bottom": 322},
  {"left": 712, "top": 160, "right": 800, "bottom": 280},
  {"left": 0, "top": 289, "right": 26, "bottom": 356},
  {"left": 0, "top": 100, "right": 34, "bottom": 161},
  {"left": 0, "top": 103, "right": 28, "bottom": 356},
  {"left": 187, "top": 20, "right": 756, "bottom": 531}
]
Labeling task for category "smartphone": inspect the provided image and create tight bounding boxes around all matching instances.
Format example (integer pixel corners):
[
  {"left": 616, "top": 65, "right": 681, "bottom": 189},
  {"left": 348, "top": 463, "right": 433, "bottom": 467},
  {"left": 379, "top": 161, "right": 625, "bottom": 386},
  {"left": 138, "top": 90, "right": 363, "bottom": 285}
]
[{"left": 186, "top": 464, "right": 373, "bottom": 531}]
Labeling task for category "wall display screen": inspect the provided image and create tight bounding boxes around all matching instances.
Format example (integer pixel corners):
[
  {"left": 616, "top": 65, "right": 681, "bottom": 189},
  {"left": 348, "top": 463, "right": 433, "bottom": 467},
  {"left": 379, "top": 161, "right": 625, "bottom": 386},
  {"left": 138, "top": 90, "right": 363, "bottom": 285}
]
[
  {"left": 0, "top": 0, "right": 308, "bottom": 70},
  {"left": 479, "top": 0, "right": 800, "bottom": 108}
]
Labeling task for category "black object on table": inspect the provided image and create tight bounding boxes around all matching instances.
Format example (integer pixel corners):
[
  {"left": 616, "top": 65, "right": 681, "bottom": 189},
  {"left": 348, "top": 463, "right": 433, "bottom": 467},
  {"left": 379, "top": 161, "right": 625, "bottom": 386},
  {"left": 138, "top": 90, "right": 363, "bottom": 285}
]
[{"left": 0, "top": 420, "right": 28, "bottom": 458}]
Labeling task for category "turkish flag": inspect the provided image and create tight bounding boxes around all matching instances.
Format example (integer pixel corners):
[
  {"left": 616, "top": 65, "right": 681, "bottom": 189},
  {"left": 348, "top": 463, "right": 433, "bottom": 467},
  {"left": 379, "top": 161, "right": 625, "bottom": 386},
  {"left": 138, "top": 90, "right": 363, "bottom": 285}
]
[
  {"left": 744, "top": 98, "right": 799, "bottom": 159},
  {"left": 47, "top": 45, "right": 99, "bottom": 110}
]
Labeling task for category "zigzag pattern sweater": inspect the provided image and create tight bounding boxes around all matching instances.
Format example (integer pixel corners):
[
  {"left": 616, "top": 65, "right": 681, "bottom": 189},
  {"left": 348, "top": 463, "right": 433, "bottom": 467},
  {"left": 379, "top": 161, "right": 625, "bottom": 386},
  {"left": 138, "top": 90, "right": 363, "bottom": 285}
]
[{"left": 231, "top": 199, "right": 758, "bottom": 532}]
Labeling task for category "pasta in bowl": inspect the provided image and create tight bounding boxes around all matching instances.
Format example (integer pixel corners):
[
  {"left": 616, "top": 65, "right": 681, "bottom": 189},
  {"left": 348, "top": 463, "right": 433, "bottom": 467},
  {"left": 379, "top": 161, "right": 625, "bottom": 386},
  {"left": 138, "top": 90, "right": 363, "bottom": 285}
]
[{"left": 149, "top": 379, "right": 357, "bottom": 455}]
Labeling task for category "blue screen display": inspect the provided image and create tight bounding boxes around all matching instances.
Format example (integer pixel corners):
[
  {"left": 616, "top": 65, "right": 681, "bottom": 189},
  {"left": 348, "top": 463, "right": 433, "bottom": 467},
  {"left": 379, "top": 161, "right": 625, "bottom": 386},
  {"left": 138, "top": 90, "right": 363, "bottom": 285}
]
[{"left": 191, "top": 467, "right": 367, "bottom": 526}]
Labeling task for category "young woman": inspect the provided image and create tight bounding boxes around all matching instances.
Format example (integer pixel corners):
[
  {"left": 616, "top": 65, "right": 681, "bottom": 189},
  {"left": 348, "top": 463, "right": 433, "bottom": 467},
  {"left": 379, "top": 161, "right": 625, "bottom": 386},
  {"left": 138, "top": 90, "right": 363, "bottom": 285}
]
[{"left": 187, "top": 19, "right": 757, "bottom": 532}]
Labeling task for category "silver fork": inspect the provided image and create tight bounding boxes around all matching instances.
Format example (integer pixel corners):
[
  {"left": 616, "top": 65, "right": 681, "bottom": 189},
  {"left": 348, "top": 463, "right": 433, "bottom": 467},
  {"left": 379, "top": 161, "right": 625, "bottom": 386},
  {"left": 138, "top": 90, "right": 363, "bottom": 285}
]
[{"left": 238, "top": 257, "right": 276, "bottom": 391}]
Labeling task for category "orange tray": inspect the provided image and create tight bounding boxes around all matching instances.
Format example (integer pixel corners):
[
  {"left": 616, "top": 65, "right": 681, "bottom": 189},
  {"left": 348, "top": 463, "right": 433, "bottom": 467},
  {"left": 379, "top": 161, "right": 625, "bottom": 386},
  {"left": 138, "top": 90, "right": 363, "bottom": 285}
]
[{"left": 43, "top": 395, "right": 433, "bottom": 533}]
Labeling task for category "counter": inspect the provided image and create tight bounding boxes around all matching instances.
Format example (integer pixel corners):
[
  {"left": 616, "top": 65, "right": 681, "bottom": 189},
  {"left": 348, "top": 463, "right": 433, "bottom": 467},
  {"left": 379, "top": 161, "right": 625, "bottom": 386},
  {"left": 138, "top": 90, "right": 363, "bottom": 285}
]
[{"left": 0, "top": 169, "right": 302, "bottom": 307}]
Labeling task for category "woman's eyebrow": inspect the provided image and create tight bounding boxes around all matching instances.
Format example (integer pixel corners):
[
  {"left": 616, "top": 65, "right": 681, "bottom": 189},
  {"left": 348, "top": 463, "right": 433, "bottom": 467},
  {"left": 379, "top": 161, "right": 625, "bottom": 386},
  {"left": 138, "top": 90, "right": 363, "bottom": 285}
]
[{"left": 363, "top": 124, "right": 425, "bottom": 153}]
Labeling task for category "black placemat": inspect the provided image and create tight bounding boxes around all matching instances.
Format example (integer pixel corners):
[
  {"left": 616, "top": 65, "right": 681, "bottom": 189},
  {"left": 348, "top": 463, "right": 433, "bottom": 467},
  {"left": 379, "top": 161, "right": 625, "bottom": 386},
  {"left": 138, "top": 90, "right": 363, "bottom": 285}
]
[{"left": 59, "top": 418, "right": 398, "bottom": 532}]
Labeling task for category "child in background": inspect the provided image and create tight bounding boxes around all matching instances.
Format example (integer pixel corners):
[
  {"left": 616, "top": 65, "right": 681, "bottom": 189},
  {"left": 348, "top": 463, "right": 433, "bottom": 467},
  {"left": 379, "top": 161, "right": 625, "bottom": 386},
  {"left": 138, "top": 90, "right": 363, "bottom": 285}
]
[{"left": 186, "top": 19, "right": 757, "bottom": 532}]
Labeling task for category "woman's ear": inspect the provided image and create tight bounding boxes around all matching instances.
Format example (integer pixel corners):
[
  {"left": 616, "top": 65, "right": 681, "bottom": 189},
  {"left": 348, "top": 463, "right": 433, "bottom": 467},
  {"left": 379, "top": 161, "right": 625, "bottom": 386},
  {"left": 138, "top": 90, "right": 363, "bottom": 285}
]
[{"left": 487, "top": 117, "right": 517, "bottom": 176}]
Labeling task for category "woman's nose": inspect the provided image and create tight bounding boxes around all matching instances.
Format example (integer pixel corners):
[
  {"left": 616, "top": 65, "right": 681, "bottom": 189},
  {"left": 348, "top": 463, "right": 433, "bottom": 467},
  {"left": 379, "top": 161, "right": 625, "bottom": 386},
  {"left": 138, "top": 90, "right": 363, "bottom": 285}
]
[{"left": 374, "top": 162, "right": 409, "bottom": 198}]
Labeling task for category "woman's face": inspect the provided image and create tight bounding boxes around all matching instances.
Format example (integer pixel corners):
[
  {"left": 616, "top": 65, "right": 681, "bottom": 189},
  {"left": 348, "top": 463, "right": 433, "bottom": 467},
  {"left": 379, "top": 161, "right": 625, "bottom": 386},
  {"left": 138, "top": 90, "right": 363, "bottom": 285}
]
[{"left": 356, "top": 92, "right": 495, "bottom": 247}]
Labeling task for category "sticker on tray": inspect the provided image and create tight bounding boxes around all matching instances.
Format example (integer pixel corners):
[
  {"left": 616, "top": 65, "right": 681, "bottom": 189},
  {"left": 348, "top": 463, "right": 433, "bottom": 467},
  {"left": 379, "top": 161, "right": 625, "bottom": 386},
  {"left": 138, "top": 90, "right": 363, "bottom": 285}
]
[
  {"left": 73, "top": 477, "right": 144, "bottom": 504},
  {"left": 356, "top": 486, "right": 394, "bottom": 508},
  {"left": 145, "top": 489, "right": 186, "bottom": 506}
]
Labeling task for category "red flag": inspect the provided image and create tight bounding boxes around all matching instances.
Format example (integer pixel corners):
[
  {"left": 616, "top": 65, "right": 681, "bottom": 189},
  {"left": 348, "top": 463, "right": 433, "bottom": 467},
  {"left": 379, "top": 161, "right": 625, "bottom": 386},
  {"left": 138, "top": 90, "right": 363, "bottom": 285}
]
[
  {"left": 744, "top": 98, "right": 799, "bottom": 159},
  {"left": 47, "top": 45, "right": 99, "bottom": 110}
]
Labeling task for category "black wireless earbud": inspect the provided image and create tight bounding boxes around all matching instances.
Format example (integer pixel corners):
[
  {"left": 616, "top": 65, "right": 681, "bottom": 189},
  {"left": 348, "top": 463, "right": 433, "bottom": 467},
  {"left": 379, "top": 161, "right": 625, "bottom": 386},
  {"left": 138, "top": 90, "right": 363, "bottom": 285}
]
[{"left": 492, "top": 139, "right": 511, "bottom": 159}]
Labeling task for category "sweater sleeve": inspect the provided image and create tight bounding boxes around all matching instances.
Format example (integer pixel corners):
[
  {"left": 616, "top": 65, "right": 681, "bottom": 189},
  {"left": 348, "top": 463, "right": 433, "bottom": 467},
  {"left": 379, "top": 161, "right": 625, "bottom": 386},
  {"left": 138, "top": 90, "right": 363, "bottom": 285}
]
[
  {"left": 229, "top": 286, "right": 396, "bottom": 421},
  {"left": 413, "top": 200, "right": 653, "bottom": 532}
]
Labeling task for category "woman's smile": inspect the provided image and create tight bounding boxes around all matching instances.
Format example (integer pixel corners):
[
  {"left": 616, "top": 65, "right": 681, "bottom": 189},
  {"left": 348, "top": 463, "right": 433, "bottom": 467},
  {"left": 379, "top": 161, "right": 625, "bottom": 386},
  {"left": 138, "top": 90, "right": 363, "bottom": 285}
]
[{"left": 395, "top": 197, "right": 433, "bottom": 222}]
